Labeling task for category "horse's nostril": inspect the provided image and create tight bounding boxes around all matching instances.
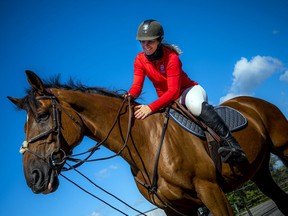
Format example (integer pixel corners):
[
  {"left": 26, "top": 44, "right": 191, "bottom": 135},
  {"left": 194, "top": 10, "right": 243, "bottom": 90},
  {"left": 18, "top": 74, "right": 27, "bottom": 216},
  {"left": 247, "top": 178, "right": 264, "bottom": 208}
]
[{"left": 31, "top": 169, "right": 42, "bottom": 185}]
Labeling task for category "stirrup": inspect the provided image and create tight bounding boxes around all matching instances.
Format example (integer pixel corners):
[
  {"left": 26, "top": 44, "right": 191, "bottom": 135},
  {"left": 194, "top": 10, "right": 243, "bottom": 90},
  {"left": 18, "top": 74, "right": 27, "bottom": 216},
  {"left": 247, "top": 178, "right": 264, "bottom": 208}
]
[{"left": 218, "top": 146, "right": 247, "bottom": 163}]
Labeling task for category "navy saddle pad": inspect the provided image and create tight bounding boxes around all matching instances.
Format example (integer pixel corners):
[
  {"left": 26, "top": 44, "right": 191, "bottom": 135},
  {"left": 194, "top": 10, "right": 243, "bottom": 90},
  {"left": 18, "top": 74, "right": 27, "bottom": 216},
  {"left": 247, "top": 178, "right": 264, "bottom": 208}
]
[{"left": 168, "top": 106, "right": 247, "bottom": 138}]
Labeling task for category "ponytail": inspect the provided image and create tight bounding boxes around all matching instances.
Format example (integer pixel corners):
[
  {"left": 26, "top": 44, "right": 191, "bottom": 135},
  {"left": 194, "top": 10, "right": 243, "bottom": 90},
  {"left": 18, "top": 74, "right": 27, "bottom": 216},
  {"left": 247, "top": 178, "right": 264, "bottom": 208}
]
[{"left": 162, "top": 42, "right": 183, "bottom": 56}]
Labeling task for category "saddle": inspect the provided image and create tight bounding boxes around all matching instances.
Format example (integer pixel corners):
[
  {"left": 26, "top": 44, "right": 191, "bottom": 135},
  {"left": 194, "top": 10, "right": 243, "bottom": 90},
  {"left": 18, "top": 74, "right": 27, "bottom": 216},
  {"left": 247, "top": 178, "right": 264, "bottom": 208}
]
[{"left": 169, "top": 102, "right": 247, "bottom": 170}]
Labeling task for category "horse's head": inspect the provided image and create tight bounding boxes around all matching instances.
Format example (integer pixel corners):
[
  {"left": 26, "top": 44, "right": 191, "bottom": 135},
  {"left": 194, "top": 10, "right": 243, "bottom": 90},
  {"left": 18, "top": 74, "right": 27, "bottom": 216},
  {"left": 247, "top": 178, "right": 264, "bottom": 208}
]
[{"left": 8, "top": 71, "right": 84, "bottom": 194}]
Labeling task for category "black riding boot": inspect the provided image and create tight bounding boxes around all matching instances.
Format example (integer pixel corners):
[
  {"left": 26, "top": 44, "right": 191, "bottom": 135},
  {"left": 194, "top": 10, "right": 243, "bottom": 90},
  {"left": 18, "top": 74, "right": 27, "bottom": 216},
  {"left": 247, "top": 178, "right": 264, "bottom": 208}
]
[{"left": 199, "top": 102, "right": 247, "bottom": 163}]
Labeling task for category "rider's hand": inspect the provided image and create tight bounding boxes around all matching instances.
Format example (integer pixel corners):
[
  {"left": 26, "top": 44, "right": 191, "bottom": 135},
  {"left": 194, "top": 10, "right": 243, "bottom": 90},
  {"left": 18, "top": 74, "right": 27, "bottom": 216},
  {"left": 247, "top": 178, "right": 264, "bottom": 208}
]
[{"left": 134, "top": 105, "right": 152, "bottom": 119}]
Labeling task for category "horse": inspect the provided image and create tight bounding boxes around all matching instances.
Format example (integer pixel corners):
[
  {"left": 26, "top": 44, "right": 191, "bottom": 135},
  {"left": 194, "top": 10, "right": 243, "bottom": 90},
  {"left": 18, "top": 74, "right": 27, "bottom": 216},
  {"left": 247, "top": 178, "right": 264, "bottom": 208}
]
[{"left": 8, "top": 71, "right": 288, "bottom": 216}]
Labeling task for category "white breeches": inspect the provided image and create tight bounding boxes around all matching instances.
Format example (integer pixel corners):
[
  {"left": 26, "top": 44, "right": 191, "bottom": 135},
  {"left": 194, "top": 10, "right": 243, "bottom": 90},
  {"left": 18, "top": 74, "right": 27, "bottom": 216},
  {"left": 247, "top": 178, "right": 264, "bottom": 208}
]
[{"left": 179, "top": 85, "right": 208, "bottom": 117}]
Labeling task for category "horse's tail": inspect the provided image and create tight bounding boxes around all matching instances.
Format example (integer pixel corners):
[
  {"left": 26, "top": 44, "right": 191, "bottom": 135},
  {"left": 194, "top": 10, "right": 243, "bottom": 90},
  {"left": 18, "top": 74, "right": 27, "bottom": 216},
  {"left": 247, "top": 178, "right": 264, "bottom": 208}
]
[
  {"left": 282, "top": 119, "right": 288, "bottom": 168},
  {"left": 277, "top": 117, "right": 288, "bottom": 166}
]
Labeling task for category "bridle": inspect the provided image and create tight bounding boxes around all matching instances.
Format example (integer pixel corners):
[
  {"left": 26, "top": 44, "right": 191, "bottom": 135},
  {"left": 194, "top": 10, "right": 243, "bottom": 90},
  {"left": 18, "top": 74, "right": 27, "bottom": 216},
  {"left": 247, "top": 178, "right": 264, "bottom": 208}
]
[
  {"left": 19, "top": 92, "right": 132, "bottom": 171},
  {"left": 20, "top": 94, "right": 84, "bottom": 170}
]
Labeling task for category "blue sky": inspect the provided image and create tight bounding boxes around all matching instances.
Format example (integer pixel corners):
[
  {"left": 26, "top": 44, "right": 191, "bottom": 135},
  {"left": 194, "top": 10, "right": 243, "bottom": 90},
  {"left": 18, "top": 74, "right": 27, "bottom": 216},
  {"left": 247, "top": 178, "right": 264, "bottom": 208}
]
[{"left": 1, "top": 0, "right": 287, "bottom": 216}]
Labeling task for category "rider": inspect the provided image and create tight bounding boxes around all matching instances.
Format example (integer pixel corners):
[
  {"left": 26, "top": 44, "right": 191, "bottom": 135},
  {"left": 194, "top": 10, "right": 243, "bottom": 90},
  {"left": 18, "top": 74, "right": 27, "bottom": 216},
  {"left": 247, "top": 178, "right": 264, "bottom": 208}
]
[{"left": 128, "top": 19, "right": 246, "bottom": 163}]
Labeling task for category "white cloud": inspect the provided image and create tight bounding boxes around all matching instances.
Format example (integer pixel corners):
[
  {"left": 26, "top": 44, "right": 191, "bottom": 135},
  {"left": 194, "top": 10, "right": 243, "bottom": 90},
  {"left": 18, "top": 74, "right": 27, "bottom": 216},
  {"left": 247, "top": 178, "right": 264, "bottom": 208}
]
[
  {"left": 220, "top": 55, "right": 285, "bottom": 103},
  {"left": 133, "top": 198, "right": 146, "bottom": 207},
  {"left": 280, "top": 70, "right": 288, "bottom": 82},
  {"left": 95, "top": 164, "right": 119, "bottom": 179},
  {"left": 220, "top": 93, "right": 241, "bottom": 104},
  {"left": 91, "top": 212, "right": 102, "bottom": 216},
  {"left": 272, "top": 30, "right": 280, "bottom": 35}
]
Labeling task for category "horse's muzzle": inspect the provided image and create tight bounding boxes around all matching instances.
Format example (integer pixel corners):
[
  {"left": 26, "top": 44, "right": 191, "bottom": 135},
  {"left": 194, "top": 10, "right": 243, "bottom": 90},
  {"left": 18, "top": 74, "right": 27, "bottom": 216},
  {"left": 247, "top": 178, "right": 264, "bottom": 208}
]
[{"left": 28, "top": 167, "right": 59, "bottom": 194}]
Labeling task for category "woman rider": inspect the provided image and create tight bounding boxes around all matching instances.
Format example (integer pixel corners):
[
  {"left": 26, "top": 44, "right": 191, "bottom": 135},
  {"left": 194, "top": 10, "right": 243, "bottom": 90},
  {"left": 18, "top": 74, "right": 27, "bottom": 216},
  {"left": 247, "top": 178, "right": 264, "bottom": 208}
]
[{"left": 128, "top": 19, "right": 246, "bottom": 163}]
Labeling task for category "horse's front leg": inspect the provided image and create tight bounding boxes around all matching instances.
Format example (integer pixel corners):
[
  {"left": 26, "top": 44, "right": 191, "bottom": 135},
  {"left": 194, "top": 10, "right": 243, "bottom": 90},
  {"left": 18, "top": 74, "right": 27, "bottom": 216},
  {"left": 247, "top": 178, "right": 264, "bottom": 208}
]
[{"left": 195, "top": 180, "right": 234, "bottom": 216}]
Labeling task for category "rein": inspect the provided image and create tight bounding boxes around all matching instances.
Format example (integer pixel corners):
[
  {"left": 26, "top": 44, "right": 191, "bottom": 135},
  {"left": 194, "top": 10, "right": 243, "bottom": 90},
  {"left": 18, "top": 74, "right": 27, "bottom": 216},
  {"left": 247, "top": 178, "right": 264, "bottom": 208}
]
[
  {"left": 62, "top": 94, "right": 133, "bottom": 170},
  {"left": 57, "top": 95, "right": 150, "bottom": 216}
]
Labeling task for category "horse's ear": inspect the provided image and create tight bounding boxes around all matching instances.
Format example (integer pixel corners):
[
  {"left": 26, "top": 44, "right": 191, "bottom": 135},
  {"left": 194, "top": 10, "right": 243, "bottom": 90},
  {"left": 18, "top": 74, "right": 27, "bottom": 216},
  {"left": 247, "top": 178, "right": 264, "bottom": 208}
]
[
  {"left": 25, "top": 70, "right": 48, "bottom": 94},
  {"left": 7, "top": 96, "right": 23, "bottom": 109}
]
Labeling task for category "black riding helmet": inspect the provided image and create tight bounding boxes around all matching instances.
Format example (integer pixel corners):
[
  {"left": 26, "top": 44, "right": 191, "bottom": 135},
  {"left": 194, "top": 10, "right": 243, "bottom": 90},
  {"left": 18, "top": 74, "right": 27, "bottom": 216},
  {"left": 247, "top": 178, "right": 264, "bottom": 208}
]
[{"left": 136, "top": 19, "right": 164, "bottom": 41}]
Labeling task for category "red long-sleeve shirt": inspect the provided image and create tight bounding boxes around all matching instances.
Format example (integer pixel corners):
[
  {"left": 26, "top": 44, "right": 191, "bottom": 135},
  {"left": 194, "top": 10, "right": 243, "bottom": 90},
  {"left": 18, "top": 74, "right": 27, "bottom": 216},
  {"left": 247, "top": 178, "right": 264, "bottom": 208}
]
[{"left": 129, "top": 46, "right": 198, "bottom": 112}]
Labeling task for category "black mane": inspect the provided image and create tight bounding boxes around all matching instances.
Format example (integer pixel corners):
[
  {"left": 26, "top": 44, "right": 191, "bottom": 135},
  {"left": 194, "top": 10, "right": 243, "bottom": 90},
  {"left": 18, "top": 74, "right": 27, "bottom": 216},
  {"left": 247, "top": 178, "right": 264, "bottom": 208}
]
[
  {"left": 19, "top": 75, "right": 125, "bottom": 111},
  {"left": 42, "top": 75, "right": 124, "bottom": 99}
]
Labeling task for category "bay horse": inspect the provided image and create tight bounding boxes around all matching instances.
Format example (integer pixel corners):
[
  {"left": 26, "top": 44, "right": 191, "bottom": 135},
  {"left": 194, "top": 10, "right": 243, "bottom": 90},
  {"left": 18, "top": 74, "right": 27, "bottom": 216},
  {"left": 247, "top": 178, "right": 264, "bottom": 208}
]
[{"left": 8, "top": 71, "right": 288, "bottom": 216}]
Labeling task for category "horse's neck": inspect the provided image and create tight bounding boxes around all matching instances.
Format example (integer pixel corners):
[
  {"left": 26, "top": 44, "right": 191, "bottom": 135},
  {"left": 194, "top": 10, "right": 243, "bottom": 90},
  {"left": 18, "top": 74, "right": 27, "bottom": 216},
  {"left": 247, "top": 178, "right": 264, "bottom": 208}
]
[
  {"left": 55, "top": 89, "right": 134, "bottom": 156},
  {"left": 54, "top": 89, "right": 156, "bottom": 175}
]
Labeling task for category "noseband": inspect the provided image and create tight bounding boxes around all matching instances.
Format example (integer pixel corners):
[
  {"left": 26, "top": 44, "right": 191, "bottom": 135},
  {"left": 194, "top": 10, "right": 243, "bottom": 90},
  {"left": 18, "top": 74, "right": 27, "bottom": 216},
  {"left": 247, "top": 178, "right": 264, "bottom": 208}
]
[{"left": 20, "top": 94, "right": 83, "bottom": 170}]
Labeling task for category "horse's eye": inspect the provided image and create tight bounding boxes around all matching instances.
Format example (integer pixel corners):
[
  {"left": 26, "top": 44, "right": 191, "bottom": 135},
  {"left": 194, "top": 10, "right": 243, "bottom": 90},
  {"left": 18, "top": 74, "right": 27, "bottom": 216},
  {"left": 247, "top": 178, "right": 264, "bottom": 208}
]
[{"left": 37, "top": 112, "right": 50, "bottom": 122}]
